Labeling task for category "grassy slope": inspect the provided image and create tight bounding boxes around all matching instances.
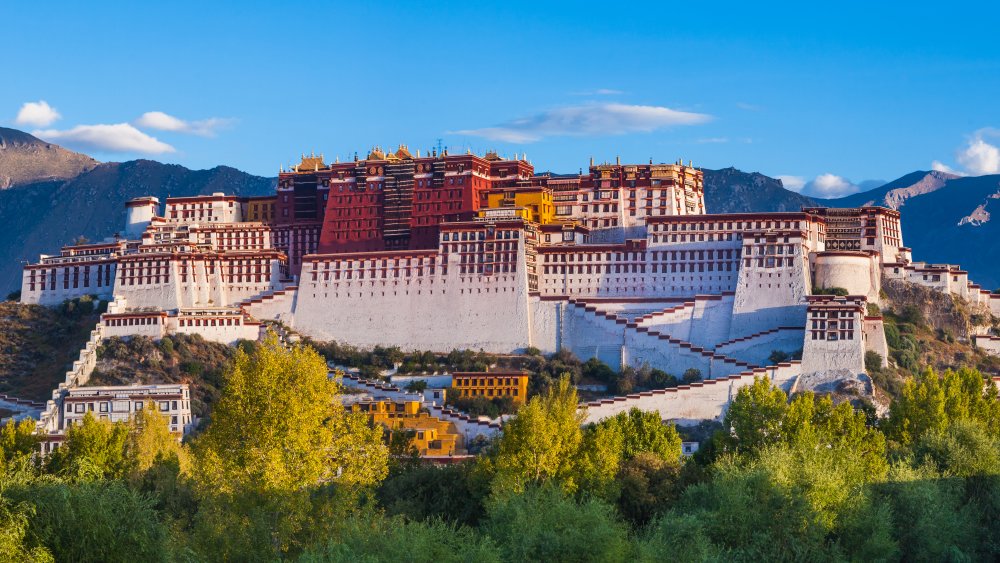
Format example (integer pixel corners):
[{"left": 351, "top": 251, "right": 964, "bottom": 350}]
[
  {"left": 88, "top": 334, "right": 249, "bottom": 419},
  {"left": 0, "top": 300, "right": 102, "bottom": 401}
]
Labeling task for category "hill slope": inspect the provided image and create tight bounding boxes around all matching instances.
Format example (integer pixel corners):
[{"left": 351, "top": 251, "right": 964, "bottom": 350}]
[
  {"left": 0, "top": 159, "right": 275, "bottom": 292},
  {"left": 702, "top": 167, "right": 818, "bottom": 213},
  {"left": 0, "top": 127, "right": 98, "bottom": 189}
]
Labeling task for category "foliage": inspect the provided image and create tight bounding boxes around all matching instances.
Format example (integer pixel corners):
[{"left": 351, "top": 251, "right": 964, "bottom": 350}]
[
  {"left": 188, "top": 334, "right": 388, "bottom": 559},
  {"left": 446, "top": 392, "right": 517, "bottom": 419},
  {"left": 376, "top": 463, "right": 491, "bottom": 527},
  {"left": 482, "top": 485, "right": 633, "bottom": 563},
  {"left": 813, "top": 286, "right": 850, "bottom": 296},
  {"left": 485, "top": 376, "right": 585, "bottom": 495},
  {"left": 8, "top": 479, "right": 167, "bottom": 562},
  {"left": 300, "top": 513, "right": 501, "bottom": 563},
  {"left": 884, "top": 367, "right": 1000, "bottom": 445},
  {"left": 404, "top": 379, "right": 428, "bottom": 392},
  {"left": 45, "top": 413, "right": 130, "bottom": 481},
  {"left": 0, "top": 419, "right": 39, "bottom": 464},
  {"left": 865, "top": 350, "right": 883, "bottom": 373}
]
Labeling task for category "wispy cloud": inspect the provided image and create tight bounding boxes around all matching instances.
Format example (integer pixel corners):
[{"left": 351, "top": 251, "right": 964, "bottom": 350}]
[
  {"left": 571, "top": 88, "right": 625, "bottom": 96},
  {"left": 33, "top": 123, "right": 175, "bottom": 154},
  {"left": 736, "top": 102, "right": 762, "bottom": 112},
  {"left": 134, "top": 111, "right": 235, "bottom": 137},
  {"left": 696, "top": 137, "right": 729, "bottom": 144},
  {"left": 453, "top": 103, "right": 712, "bottom": 143},
  {"left": 932, "top": 128, "right": 1000, "bottom": 176},
  {"left": 15, "top": 100, "right": 61, "bottom": 127}
]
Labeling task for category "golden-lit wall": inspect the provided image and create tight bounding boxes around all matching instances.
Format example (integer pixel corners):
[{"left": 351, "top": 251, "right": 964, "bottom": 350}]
[
  {"left": 352, "top": 400, "right": 465, "bottom": 456},
  {"left": 485, "top": 189, "right": 555, "bottom": 224},
  {"left": 452, "top": 372, "right": 529, "bottom": 405}
]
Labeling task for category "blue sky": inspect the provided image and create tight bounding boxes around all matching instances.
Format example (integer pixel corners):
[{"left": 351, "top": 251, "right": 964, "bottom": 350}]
[{"left": 4, "top": 0, "right": 999, "bottom": 197}]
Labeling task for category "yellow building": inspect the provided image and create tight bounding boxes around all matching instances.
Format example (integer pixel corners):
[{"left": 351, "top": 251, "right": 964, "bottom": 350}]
[
  {"left": 243, "top": 196, "right": 276, "bottom": 224},
  {"left": 483, "top": 187, "right": 556, "bottom": 224},
  {"left": 351, "top": 399, "right": 465, "bottom": 456},
  {"left": 452, "top": 371, "right": 529, "bottom": 405}
]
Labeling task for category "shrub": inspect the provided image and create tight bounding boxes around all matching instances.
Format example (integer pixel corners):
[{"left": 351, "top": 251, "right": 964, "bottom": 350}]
[
  {"left": 682, "top": 368, "right": 702, "bottom": 383},
  {"left": 865, "top": 351, "right": 883, "bottom": 373},
  {"left": 813, "top": 286, "right": 850, "bottom": 296},
  {"left": 768, "top": 350, "right": 791, "bottom": 364}
]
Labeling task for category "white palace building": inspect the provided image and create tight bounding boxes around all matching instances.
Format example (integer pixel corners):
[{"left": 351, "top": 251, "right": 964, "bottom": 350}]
[{"left": 21, "top": 150, "right": 1000, "bottom": 432}]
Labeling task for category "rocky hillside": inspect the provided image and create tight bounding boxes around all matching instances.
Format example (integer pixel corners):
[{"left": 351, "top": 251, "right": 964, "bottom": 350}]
[
  {"left": 0, "top": 147, "right": 275, "bottom": 292},
  {"left": 826, "top": 170, "right": 957, "bottom": 209},
  {"left": 0, "top": 297, "right": 104, "bottom": 401},
  {"left": 702, "top": 167, "right": 818, "bottom": 213},
  {"left": 0, "top": 127, "right": 97, "bottom": 189}
]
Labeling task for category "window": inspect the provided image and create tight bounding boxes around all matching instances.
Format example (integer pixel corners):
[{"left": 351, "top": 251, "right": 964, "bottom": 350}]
[{"left": 159, "top": 401, "right": 169, "bottom": 411}]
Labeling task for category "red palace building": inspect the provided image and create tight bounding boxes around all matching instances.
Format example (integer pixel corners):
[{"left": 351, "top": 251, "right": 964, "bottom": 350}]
[{"left": 273, "top": 147, "right": 534, "bottom": 275}]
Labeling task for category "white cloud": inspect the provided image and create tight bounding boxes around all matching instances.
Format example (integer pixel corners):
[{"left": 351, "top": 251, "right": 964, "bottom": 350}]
[
  {"left": 15, "top": 100, "right": 61, "bottom": 127},
  {"left": 956, "top": 135, "right": 1000, "bottom": 175},
  {"left": 134, "top": 111, "right": 234, "bottom": 137},
  {"left": 931, "top": 160, "right": 965, "bottom": 176},
  {"left": 453, "top": 103, "right": 712, "bottom": 143},
  {"left": 931, "top": 128, "right": 1000, "bottom": 176},
  {"left": 804, "top": 173, "right": 861, "bottom": 198},
  {"left": 736, "top": 102, "right": 762, "bottom": 111},
  {"left": 696, "top": 137, "right": 729, "bottom": 144},
  {"left": 33, "top": 123, "right": 175, "bottom": 154},
  {"left": 777, "top": 175, "right": 806, "bottom": 192}
]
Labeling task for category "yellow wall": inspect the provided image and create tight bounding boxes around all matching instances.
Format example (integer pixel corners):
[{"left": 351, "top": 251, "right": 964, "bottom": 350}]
[
  {"left": 453, "top": 373, "right": 529, "bottom": 405},
  {"left": 352, "top": 400, "right": 465, "bottom": 456},
  {"left": 484, "top": 189, "right": 555, "bottom": 224}
]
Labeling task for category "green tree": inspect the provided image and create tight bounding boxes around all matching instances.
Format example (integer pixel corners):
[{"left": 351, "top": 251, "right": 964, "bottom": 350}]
[
  {"left": 190, "top": 335, "right": 389, "bottom": 559},
  {"left": 0, "top": 419, "right": 39, "bottom": 464},
  {"left": 300, "top": 514, "right": 501, "bottom": 563},
  {"left": 718, "top": 376, "right": 789, "bottom": 455},
  {"left": 885, "top": 367, "right": 1000, "bottom": 445},
  {"left": 598, "top": 408, "right": 682, "bottom": 463},
  {"left": 45, "top": 413, "right": 130, "bottom": 480},
  {"left": 8, "top": 480, "right": 168, "bottom": 562},
  {"left": 615, "top": 452, "right": 682, "bottom": 527},
  {"left": 482, "top": 485, "right": 633, "bottom": 563},
  {"left": 126, "top": 400, "right": 187, "bottom": 482},
  {"left": 485, "top": 375, "right": 585, "bottom": 495}
]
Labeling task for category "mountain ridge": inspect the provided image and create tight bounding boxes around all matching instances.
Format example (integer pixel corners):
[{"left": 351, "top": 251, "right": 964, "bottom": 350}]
[{"left": 0, "top": 127, "right": 98, "bottom": 189}]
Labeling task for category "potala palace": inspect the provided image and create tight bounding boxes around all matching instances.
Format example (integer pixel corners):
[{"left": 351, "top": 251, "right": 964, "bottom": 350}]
[{"left": 21, "top": 148, "right": 1000, "bottom": 447}]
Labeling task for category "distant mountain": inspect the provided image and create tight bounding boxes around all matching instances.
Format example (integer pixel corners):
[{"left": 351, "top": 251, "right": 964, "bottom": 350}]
[
  {"left": 843, "top": 173, "right": 1000, "bottom": 290},
  {"left": 702, "top": 167, "right": 818, "bottom": 213},
  {"left": 0, "top": 127, "right": 98, "bottom": 189},
  {"left": 0, "top": 140, "right": 275, "bottom": 292},
  {"left": 824, "top": 170, "right": 957, "bottom": 209}
]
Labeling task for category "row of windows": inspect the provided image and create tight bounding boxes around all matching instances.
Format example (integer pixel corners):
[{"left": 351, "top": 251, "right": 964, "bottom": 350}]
[{"left": 105, "top": 317, "right": 161, "bottom": 327}]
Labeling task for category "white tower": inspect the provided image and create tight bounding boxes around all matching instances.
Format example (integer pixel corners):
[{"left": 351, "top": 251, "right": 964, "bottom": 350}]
[{"left": 125, "top": 197, "right": 160, "bottom": 239}]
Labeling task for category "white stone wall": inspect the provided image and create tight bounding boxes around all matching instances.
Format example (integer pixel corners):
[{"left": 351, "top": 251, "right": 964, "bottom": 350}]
[
  {"left": 801, "top": 328, "right": 865, "bottom": 376},
  {"left": 581, "top": 363, "right": 801, "bottom": 426},
  {"left": 21, "top": 261, "right": 117, "bottom": 306},
  {"left": 863, "top": 318, "right": 890, "bottom": 368},
  {"left": 713, "top": 327, "right": 805, "bottom": 367},
  {"left": 812, "top": 252, "right": 881, "bottom": 303},
  {"left": 974, "top": 336, "right": 1000, "bottom": 357},
  {"left": 293, "top": 263, "right": 532, "bottom": 354}
]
